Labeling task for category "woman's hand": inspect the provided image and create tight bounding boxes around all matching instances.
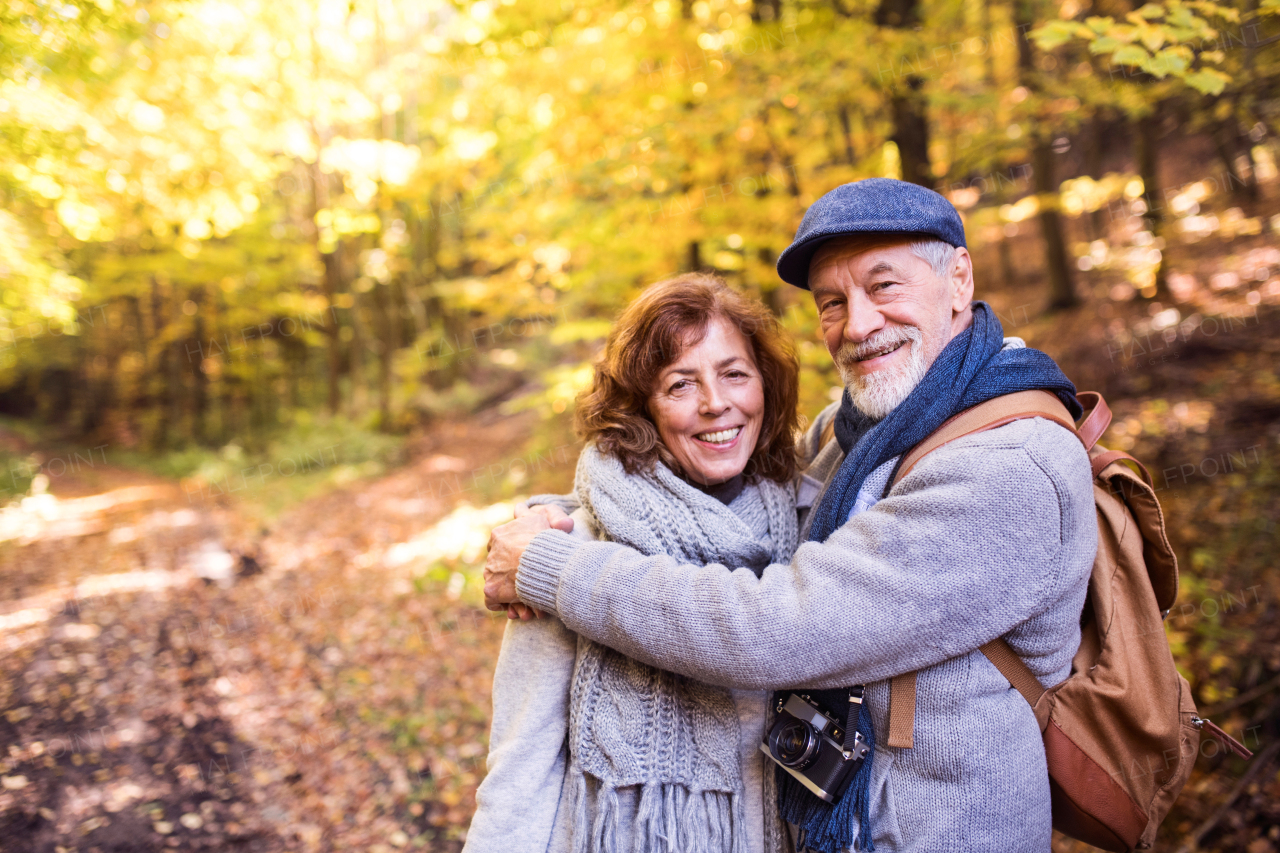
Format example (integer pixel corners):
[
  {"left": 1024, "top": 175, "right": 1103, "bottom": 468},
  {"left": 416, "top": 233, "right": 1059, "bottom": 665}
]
[
  {"left": 484, "top": 506, "right": 574, "bottom": 618},
  {"left": 515, "top": 503, "right": 573, "bottom": 527}
]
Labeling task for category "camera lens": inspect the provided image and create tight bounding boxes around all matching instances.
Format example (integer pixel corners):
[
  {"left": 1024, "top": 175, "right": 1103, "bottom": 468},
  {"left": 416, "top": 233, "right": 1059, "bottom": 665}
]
[{"left": 770, "top": 718, "right": 820, "bottom": 769}]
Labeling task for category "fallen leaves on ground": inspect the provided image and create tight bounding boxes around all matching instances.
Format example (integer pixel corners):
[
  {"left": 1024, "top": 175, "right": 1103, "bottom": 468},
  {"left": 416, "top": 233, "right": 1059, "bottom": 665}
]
[{"left": 0, "top": 412, "right": 575, "bottom": 852}]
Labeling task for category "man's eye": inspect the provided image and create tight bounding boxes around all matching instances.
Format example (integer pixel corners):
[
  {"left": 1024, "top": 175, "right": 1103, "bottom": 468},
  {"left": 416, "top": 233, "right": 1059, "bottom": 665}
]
[
  {"left": 874, "top": 280, "right": 897, "bottom": 292},
  {"left": 820, "top": 299, "right": 842, "bottom": 312}
]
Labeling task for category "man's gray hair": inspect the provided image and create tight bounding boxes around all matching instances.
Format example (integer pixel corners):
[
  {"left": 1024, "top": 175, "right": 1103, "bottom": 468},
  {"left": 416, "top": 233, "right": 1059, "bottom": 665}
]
[{"left": 909, "top": 239, "right": 957, "bottom": 280}]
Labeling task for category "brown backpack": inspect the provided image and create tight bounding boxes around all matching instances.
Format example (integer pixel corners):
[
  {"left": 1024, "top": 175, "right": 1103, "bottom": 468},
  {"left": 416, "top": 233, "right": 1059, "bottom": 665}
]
[{"left": 857, "top": 390, "right": 1253, "bottom": 852}]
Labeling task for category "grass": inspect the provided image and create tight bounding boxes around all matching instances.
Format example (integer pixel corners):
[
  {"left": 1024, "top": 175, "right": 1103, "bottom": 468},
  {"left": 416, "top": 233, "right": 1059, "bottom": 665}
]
[{"left": 0, "top": 413, "right": 408, "bottom": 519}]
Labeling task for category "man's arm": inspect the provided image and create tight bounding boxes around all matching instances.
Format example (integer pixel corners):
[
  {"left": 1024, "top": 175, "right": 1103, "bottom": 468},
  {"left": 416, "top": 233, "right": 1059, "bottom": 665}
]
[{"left": 508, "top": 419, "right": 1095, "bottom": 691}]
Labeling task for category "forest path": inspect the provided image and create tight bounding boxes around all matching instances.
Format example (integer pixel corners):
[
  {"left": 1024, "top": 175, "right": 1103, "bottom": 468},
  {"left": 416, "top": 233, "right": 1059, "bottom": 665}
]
[{"left": 0, "top": 409, "right": 568, "bottom": 853}]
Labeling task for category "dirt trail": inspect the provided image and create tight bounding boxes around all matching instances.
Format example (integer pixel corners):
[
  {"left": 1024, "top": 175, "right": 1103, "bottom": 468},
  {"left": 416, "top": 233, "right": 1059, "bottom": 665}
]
[{"left": 0, "top": 410, "right": 568, "bottom": 852}]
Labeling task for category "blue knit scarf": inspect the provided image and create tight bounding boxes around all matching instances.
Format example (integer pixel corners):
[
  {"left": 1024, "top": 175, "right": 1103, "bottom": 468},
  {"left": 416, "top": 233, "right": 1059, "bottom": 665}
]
[{"left": 776, "top": 301, "right": 1081, "bottom": 852}]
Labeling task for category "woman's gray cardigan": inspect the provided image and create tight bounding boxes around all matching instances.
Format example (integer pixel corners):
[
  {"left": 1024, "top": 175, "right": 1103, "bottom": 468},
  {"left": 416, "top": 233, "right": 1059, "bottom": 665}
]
[
  {"left": 464, "top": 491, "right": 798, "bottom": 853},
  {"left": 513, "top": 405, "right": 1097, "bottom": 853}
]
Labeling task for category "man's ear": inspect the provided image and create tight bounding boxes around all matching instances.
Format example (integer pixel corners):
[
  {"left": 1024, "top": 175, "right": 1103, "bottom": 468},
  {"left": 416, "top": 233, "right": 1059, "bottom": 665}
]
[{"left": 949, "top": 247, "right": 975, "bottom": 312}]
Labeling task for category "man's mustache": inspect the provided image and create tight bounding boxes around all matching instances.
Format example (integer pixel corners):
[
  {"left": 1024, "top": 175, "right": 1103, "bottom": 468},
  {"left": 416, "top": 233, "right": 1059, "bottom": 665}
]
[{"left": 835, "top": 327, "right": 921, "bottom": 371}]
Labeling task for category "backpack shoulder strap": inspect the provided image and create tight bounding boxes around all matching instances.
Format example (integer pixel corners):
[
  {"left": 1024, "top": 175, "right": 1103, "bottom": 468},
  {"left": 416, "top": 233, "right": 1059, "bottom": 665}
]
[
  {"left": 1074, "top": 391, "right": 1111, "bottom": 450},
  {"left": 979, "top": 638, "right": 1046, "bottom": 708},
  {"left": 884, "top": 389, "right": 1086, "bottom": 749},
  {"left": 891, "top": 390, "right": 1083, "bottom": 488}
]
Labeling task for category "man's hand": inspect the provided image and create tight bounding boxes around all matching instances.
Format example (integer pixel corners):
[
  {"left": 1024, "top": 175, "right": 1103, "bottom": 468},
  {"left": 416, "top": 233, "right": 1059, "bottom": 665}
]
[{"left": 484, "top": 508, "right": 573, "bottom": 616}]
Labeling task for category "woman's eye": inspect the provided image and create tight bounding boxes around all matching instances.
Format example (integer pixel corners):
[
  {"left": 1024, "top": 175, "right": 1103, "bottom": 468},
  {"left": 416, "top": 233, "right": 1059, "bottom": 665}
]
[{"left": 668, "top": 380, "right": 690, "bottom": 394}]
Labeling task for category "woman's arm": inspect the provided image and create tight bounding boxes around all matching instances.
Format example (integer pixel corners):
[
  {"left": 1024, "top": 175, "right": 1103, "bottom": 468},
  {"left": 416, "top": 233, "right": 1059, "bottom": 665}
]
[
  {"left": 464, "top": 509, "right": 595, "bottom": 853},
  {"left": 463, "top": 614, "right": 578, "bottom": 853}
]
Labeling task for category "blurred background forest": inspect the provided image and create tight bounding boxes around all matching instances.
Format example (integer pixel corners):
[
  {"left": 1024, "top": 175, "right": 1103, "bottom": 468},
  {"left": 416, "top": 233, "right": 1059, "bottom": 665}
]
[{"left": 1, "top": 0, "right": 1278, "bottom": 849}]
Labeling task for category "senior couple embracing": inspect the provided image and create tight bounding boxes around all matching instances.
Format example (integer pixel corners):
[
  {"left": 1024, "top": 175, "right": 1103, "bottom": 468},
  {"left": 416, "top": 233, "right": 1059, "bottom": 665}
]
[{"left": 465, "top": 178, "right": 1097, "bottom": 853}]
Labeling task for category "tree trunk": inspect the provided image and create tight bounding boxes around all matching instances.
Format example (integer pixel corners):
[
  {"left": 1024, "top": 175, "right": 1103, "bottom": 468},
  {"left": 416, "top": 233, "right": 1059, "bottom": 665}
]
[
  {"left": 127, "top": 295, "right": 147, "bottom": 443},
  {"left": 401, "top": 201, "right": 429, "bottom": 340},
  {"left": 150, "top": 276, "right": 172, "bottom": 448},
  {"left": 1033, "top": 141, "right": 1078, "bottom": 308},
  {"left": 890, "top": 83, "right": 932, "bottom": 187},
  {"left": 1015, "top": 0, "right": 1077, "bottom": 308},
  {"left": 307, "top": 28, "right": 343, "bottom": 416},
  {"left": 166, "top": 337, "right": 182, "bottom": 444},
  {"left": 1085, "top": 113, "right": 1107, "bottom": 239},
  {"left": 981, "top": 0, "right": 998, "bottom": 83},
  {"left": 212, "top": 287, "right": 230, "bottom": 444},
  {"left": 349, "top": 277, "right": 368, "bottom": 415},
  {"left": 1213, "top": 116, "right": 1259, "bottom": 202},
  {"left": 309, "top": 156, "right": 342, "bottom": 416},
  {"left": 79, "top": 301, "right": 118, "bottom": 437},
  {"left": 321, "top": 248, "right": 343, "bottom": 415},
  {"left": 1135, "top": 108, "right": 1169, "bottom": 299},
  {"left": 838, "top": 104, "right": 857, "bottom": 166},
  {"left": 372, "top": 279, "right": 394, "bottom": 430},
  {"left": 876, "top": 0, "right": 932, "bottom": 187},
  {"left": 759, "top": 247, "right": 788, "bottom": 314},
  {"left": 190, "top": 288, "right": 208, "bottom": 443},
  {"left": 999, "top": 230, "right": 1017, "bottom": 289}
]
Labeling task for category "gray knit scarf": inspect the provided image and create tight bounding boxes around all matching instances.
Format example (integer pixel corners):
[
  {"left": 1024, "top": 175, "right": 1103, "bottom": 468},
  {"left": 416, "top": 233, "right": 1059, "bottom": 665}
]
[{"left": 560, "top": 444, "right": 799, "bottom": 853}]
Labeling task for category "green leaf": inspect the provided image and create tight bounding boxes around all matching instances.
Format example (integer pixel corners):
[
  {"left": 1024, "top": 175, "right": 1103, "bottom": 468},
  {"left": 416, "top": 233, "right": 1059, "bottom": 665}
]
[
  {"left": 1156, "top": 45, "right": 1195, "bottom": 71},
  {"left": 1141, "top": 61, "right": 1167, "bottom": 79},
  {"left": 1138, "top": 24, "right": 1167, "bottom": 51},
  {"left": 1089, "top": 35, "right": 1125, "bottom": 54},
  {"left": 1031, "top": 21, "right": 1085, "bottom": 50},
  {"left": 1112, "top": 44, "right": 1152, "bottom": 65},
  {"left": 1165, "top": 6, "right": 1197, "bottom": 29},
  {"left": 1183, "top": 68, "right": 1230, "bottom": 94},
  {"left": 1084, "top": 15, "right": 1118, "bottom": 34},
  {"left": 1163, "top": 25, "right": 1205, "bottom": 43},
  {"left": 1136, "top": 3, "right": 1167, "bottom": 18},
  {"left": 1187, "top": 0, "right": 1239, "bottom": 21}
]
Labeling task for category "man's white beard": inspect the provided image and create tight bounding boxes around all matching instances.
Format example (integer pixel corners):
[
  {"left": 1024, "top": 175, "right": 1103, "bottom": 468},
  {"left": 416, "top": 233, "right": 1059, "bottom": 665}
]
[{"left": 834, "top": 326, "right": 930, "bottom": 420}]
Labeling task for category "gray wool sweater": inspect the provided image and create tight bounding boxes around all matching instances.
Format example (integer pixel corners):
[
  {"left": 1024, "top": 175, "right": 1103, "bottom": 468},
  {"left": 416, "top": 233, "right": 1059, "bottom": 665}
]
[
  {"left": 465, "top": 484, "right": 796, "bottom": 853},
  {"left": 514, "top": 408, "right": 1097, "bottom": 853}
]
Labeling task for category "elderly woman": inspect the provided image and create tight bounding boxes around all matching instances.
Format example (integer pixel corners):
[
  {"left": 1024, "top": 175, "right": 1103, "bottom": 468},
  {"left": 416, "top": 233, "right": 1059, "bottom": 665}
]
[{"left": 463, "top": 274, "right": 802, "bottom": 853}]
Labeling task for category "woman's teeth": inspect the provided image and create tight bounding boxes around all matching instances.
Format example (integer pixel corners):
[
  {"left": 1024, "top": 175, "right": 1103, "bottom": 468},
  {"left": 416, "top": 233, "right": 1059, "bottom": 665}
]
[{"left": 696, "top": 427, "right": 741, "bottom": 444}]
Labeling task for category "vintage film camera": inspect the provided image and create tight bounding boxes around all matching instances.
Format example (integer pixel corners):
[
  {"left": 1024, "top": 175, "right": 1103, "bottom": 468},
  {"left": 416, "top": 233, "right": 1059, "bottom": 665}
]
[{"left": 760, "top": 691, "right": 871, "bottom": 804}]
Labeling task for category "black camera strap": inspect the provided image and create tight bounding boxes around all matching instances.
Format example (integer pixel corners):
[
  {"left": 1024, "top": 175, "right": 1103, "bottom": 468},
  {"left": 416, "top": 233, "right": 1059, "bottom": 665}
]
[{"left": 844, "top": 685, "right": 864, "bottom": 748}]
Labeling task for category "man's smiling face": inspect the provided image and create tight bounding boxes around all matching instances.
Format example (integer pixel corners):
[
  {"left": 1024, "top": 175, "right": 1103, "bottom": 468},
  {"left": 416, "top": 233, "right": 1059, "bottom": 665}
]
[{"left": 808, "top": 236, "right": 974, "bottom": 419}]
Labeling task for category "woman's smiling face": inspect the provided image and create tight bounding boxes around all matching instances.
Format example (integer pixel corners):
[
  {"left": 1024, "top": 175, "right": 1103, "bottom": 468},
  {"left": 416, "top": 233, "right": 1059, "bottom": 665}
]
[{"left": 648, "top": 315, "right": 765, "bottom": 486}]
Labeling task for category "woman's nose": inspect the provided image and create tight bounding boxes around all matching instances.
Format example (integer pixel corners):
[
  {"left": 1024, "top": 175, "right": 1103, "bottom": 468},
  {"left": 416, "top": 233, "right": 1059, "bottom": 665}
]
[{"left": 699, "top": 384, "right": 729, "bottom": 414}]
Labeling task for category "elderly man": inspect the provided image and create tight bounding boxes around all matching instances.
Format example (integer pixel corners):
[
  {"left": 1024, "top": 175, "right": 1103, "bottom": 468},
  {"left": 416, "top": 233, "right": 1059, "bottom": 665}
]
[{"left": 484, "top": 178, "right": 1096, "bottom": 852}]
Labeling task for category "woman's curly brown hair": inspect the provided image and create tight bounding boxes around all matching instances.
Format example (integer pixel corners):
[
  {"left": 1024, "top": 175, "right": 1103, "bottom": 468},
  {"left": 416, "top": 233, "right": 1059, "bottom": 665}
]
[{"left": 574, "top": 273, "right": 800, "bottom": 484}]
